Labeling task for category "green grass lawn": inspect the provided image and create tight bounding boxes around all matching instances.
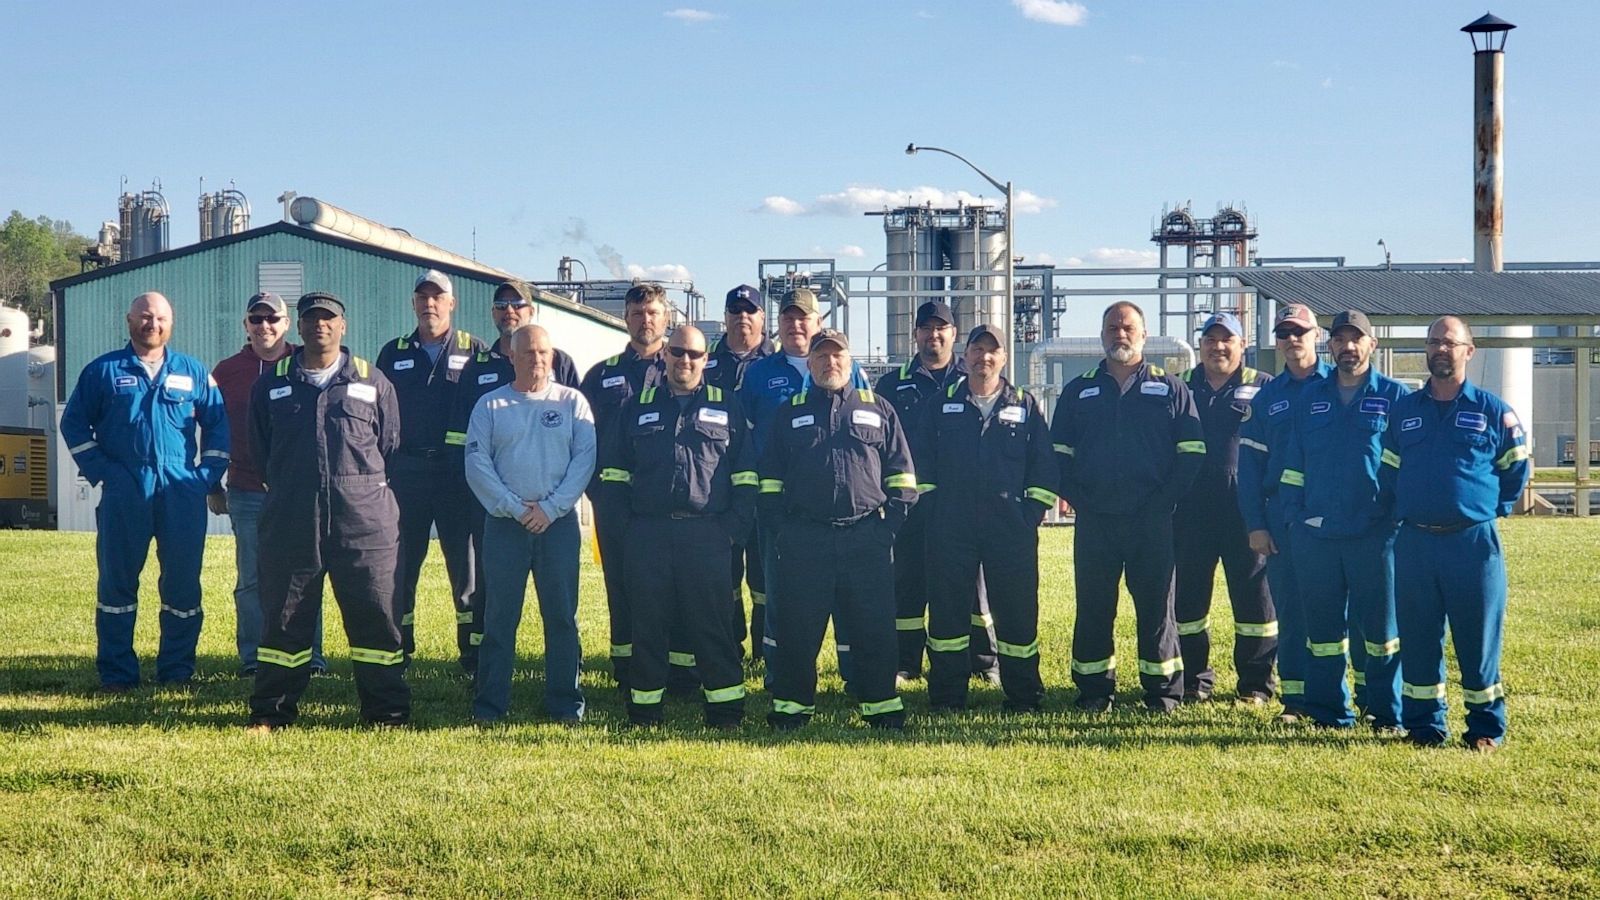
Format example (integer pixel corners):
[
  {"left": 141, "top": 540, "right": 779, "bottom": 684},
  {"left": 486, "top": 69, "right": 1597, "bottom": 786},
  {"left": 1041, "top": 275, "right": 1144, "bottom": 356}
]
[{"left": 2, "top": 521, "right": 1598, "bottom": 897}]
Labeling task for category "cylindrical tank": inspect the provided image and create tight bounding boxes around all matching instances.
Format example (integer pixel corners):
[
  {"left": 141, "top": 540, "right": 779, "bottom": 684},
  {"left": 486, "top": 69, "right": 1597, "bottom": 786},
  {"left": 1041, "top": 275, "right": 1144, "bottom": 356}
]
[
  {"left": 949, "top": 212, "right": 1007, "bottom": 336},
  {"left": 883, "top": 211, "right": 941, "bottom": 361},
  {"left": 27, "top": 345, "right": 56, "bottom": 432},
  {"left": 119, "top": 191, "right": 170, "bottom": 261},
  {"left": 0, "top": 306, "right": 31, "bottom": 430},
  {"left": 200, "top": 189, "right": 251, "bottom": 241},
  {"left": 290, "top": 196, "right": 514, "bottom": 279}
]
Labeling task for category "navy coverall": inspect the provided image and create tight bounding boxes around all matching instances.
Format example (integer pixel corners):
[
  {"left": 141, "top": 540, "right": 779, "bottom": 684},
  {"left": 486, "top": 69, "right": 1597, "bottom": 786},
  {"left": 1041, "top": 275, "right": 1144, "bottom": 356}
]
[
  {"left": 600, "top": 383, "right": 757, "bottom": 726},
  {"left": 1278, "top": 365, "right": 1410, "bottom": 728},
  {"left": 1050, "top": 361, "right": 1204, "bottom": 711},
  {"left": 758, "top": 387, "right": 917, "bottom": 729},
  {"left": 916, "top": 377, "right": 1058, "bottom": 711},
  {"left": 1173, "top": 365, "right": 1277, "bottom": 700},
  {"left": 247, "top": 351, "right": 411, "bottom": 726},
  {"left": 376, "top": 327, "right": 488, "bottom": 670},
  {"left": 705, "top": 334, "right": 774, "bottom": 656},
  {"left": 1384, "top": 379, "right": 1528, "bottom": 745},
  {"left": 61, "top": 344, "right": 229, "bottom": 687}
]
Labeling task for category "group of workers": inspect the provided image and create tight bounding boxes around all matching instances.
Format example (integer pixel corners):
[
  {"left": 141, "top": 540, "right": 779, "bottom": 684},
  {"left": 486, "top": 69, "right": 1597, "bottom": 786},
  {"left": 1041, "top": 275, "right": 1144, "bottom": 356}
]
[{"left": 59, "top": 270, "right": 1528, "bottom": 749}]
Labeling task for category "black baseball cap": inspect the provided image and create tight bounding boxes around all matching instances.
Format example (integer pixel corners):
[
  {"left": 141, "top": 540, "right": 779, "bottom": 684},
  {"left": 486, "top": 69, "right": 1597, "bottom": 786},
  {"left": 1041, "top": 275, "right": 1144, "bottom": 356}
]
[
  {"left": 916, "top": 300, "right": 954, "bottom": 327},
  {"left": 966, "top": 323, "right": 1006, "bottom": 348},
  {"left": 725, "top": 285, "right": 763, "bottom": 313},
  {"left": 808, "top": 328, "right": 849, "bottom": 354},
  {"left": 1330, "top": 309, "right": 1375, "bottom": 338},
  {"left": 297, "top": 291, "right": 345, "bottom": 318}
]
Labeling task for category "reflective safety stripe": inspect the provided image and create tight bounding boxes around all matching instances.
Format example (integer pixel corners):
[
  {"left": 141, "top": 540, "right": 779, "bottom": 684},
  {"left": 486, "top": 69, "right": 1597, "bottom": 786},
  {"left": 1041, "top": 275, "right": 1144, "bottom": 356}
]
[
  {"left": 1352, "top": 672, "right": 1367, "bottom": 687},
  {"left": 469, "top": 632, "right": 483, "bottom": 646},
  {"left": 1402, "top": 681, "right": 1447, "bottom": 700},
  {"left": 857, "top": 389, "right": 875, "bottom": 403},
  {"left": 599, "top": 468, "right": 632, "bottom": 484},
  {"left": 669, "top": 652, "right": 697, "bottom": 667},
  {"left": 444, "top": 431, "right": 467, "bottom": 446},
  {"left": 996, "top": 639, "right": 1039, "bottom": 658},
  {"left": 1177, "top": 440, "right": 1207, "bottom": 454},
  {"left": 762, "top": 636, "right": 777, "bottom": 648},
  {"left": 353, "top": 357, "right": 369, "bottom": 378},
  {"left": 926, "top": 634, "right": 970, "bottom": 653},
  {"left": 96, "top": 602, "right": 138, "bottom": 614},
  {"left": 1280, "top": 679, "right": 1306, "bottom": 696},
  {"left": 860, "top": 697, "right": 904, "bottom": 717},
  {"left": 639, "top": 386, "right": 657, "bottom": 404},
  {"left": 1280, "top": 468, "right": 1305, "bottom": 487},
  {"left": 1496, "top": 445, "right": 1530, "bottom": 470},
  {"left": 276, "top": 357, "right": 292, "bottom": 375},
  {"left": 455, "top": 610, "right": 474, "bottom": 624},
  {"left": 201, "top": 449, "right": 231, "bottom": 460},
  {"left": 258, "top": 647, "right": 312, "bottom": 668},
  {"left": 631, "top": 688, "right": 665, "bottom": 705},
  {"left": 731, "top": 470, "right": 759, "bottom": 487},
  {"left": 1365, "top": 637, "right": 1400, "bottom": 657},
  {"left": 772, "top": 699, "right": 815, "bottom": 716},
  {"left": 400, "top": 613, "right": 415, "bottom": 626},
  {"left": 835, "top": 644, "right": 850, "bottom": 653},
  {"left": 751, "top": 591, "right": 766, "bottom": 606},
  {"left": 706, "top": 385, "right": 723, "bottom": 402},
  {"left": 159, "top": 604, "right": 201, "bottom": 619},
  {"left": 1072, "top": 655, "right": 1115, "bottom": 675},
  {"left": 884, "top": 473, "right": 917, "bottom": 489},
  {"left": 895, "top": 617, "right": 924, "bottom": 632},
  {"left": 1139, "top": 657, "right": 1183, "bottom": 676},
  {"left": 349, "top": 647, "right": 405, "bottom": 666},
  {"left": 610, "top": 643, "right": 633, "bottom": 658},
  {"left": 1239, "top": 437, "right": 1269, "bottom": 453},
  {"left": 704, "top": 684, "right": 746, "bottom": 703},
  {"left": 1053, "top": 443, "right": 1075, "bottom": 456},
  {"left": 1024, "top": 486, "right": 1060, "bottom": 506},
  {"left": 759, "top": 479, "right": 784, "bottom": 494},
  {"left": 971, "top": 613, "right": 993, "bottom": 628},
  {"left": 916, "top": 483, "right": 938, "bottom": 494},
  {"left": 1463, "top": 683, "right": 1505, "bottom": 704},
  {"left": 68, "top": 440, "right": 99, "bottom": 455},
  {"left": 457, "top": 330, "right": 472, "bottom": 350},
  {"left": 1236, "top": 620, "right": 1279, "bottom": 638},
  {"left": 1380, "top": 449, "right": 1401, "bottom": 469},
  {"left": 1177, "top": 617, "right": 1210, "bottom": 636},
  {"left": 1308, "top": 638, "right": 1348, "bottom": 657}
]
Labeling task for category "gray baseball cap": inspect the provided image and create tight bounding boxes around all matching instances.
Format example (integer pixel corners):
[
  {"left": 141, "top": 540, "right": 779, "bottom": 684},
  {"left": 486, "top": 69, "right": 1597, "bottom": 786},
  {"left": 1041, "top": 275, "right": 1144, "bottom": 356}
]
[
  {"left": 246, "top": 292, "right": 287, "bottom": 317},
  {"left": 1330, "top": 309, "right": 1375, "bottom": 338}
]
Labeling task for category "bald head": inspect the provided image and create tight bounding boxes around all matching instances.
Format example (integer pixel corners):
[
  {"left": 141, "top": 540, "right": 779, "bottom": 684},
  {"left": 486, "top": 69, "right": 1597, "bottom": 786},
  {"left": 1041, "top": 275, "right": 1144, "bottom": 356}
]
[
  {"left": 509, "top": 324, "right": 553, "bottom": 390},
  {"left": 667, "top": 325, "right": 708, "bottom": 393},
  {"left": 126, "top": 292, "right": 173, "bottom": 355}
]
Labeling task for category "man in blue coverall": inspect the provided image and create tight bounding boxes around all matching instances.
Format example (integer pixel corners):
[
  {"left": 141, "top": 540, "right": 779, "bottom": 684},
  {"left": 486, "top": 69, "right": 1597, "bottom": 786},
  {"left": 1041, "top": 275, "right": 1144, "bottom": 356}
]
[
  {"left": 1383, "top": 316, "right": 1529, "bottom": 752},
  {"left": 61, "top": 291, "right": 230, "bottom": 691},
  {"left": 1277, "top": 310, "right": 1407, "bottom": 732}
]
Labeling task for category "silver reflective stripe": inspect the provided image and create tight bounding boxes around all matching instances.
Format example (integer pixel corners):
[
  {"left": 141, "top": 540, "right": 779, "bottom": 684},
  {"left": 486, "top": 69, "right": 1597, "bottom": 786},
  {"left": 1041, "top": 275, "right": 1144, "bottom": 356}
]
[
  {"left": 201, "top": 450, "right": 231, "bottom": 460},
  {"left": 96, "top": 603, "right": 138, "bottom": 614},
  {"left": 160, "top": 604, "right": 202, "bottom": 619},
  {"left": 69, "top": 440, "right": 99, "bottom": 455}
]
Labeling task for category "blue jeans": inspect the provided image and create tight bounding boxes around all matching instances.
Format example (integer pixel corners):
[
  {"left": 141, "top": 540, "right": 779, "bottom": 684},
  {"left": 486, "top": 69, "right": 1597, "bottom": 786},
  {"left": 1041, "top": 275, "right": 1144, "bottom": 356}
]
[
  {"left": 229, "top": 487, "right": 323, "bottom": 671},
  {"left": 474, "top": 512, "right": 583, "bottom": 721}
]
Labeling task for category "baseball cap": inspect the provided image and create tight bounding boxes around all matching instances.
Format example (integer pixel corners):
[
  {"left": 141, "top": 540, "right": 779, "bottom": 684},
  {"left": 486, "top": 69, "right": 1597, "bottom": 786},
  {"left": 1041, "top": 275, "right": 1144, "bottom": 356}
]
[
  {"left": 966, "top": 323, "right": 1006, "bottom": 347},
  {"left": 1273, "top": 303, "right": 1317, "bottom": 334},
  {"left": 493, "top": 280, "right": 533, "bottom": 307},
  {"left": 725, "top": 285, "right": 763, "bottom": 313},
  {"left": 1329, "top": 309, "right": 1375, "bottom": 338},
  {"left": 916, "top": 300, "right": 954, "bottom": 327},
  {"left": 1199, "top": 311, "right": 1244, "bottom": 338},
  {"left": 246, "top": 292, "right": 287, "bottom": 317},
  {"left": 782, "top": 287, "right": 819, "bottom": 316},
  {"left": 415, "top": 269, "right": 453, "bottom": 294},
  {"left": 808, "top": 328, "right": 849, "bottom": 354},
  {"left": 297, "top": 291, "right": 345, "bottom": 318}
]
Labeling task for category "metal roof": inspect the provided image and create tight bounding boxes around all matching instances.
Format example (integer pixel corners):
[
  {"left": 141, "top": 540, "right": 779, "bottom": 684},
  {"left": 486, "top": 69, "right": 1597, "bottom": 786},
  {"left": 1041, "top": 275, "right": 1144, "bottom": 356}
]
[{"left": 1233, "top": 269, "right": 1600, "bottom": 321}]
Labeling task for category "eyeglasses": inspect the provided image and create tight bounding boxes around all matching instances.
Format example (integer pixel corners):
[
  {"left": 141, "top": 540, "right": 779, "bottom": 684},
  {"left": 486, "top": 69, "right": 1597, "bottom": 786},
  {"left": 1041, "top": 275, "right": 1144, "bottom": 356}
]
[
  {"left": 248, "top": 315, "right": 284, "bottom": 325},
  {"left": 1425, "top": 338, "right": 1471, "bottom": 350},
  {"left": 1274, "top": 328, "right": 1310, "bottom": 339},
  {"left": 492, "top": 301, "right": 531, "bottom": 310},
  {"left": 667, "top": 347, "right": 706, "bottom": 360}
]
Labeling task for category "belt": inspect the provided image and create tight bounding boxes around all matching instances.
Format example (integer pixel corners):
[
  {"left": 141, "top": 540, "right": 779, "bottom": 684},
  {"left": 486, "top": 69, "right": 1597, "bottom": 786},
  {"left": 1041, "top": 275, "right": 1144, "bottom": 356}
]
[
  {"left": 668, "top": 511, "right": 710, "bottom": 520},
  {"left": 795, "top": 510, "right": 878, "bottom": 528},
  {"left": 1408, "top": 520, "right": 1480, "bottom": 535},
  {"left": 400, "top": 447, "right": 448, "bottom": 460}
]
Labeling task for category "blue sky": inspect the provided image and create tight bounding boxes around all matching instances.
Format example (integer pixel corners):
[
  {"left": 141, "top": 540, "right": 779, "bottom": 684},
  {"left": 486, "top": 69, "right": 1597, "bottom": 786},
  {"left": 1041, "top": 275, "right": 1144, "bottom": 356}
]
[{"left": 5, "top": 1, "right": 1596, "bottom": 336}]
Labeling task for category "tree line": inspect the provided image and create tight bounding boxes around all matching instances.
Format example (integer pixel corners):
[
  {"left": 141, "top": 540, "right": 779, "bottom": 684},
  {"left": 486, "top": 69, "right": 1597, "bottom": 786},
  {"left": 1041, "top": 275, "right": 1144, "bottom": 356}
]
[{"left": 0, "top": 211, "right": 92, "bottom": 339}]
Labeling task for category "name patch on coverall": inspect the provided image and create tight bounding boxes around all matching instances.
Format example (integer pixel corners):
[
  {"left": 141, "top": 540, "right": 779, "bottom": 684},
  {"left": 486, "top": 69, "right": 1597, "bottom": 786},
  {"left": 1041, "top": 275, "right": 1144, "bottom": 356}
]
[
  {"left": 602, "top": 375, "right": 625, "bottom": 389},
  {"left": 699, "top": 408, "right": 729, "bottom": 425},
  {"left": 792, "top": 414, "right": 815, "bottom": 428},
  {"left": 393, "top": 359, "right": 415, "bottom": 371},
  {"left": 1079, "top": 386, "right": 1101, "bottom": 399},
  {"left": 638, "top": 411, "right": 660, "bottom": 425},
  {"left": 851, "top": 410, "right": 882, "bottom": 428},
  {"left": 1140, "top": 381, "right": 1170, "bottom": 397},
  {"left": 999, "top": 405, "right": 1026, "bottom": 423},
  {"left": 943, "top": 402, "right": 964, "bottom": 414},
  {"left": 269, "top": 385, "right": 293, "bottom": 400},
  {"left": 346, "top": 384, "right": 377, "bottom": 403},
  {"left": 165, "top": 374, "right": 194, "bottom": 392}
]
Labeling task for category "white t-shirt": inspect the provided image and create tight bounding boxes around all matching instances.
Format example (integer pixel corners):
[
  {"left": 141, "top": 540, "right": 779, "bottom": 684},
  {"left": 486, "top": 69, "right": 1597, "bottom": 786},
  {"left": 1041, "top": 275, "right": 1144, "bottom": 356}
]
[
  {"left": 139, "top": 355, "right": 164, "bottom": 380},
  {"left": 303, "top": 361, "right": 340, "bottom": 388},
  {"left": 971, "top": 387, "right": 1002, "bottom": 420},
  {"left": 785, "top": 354, "right": 807, "bottom": 378}
]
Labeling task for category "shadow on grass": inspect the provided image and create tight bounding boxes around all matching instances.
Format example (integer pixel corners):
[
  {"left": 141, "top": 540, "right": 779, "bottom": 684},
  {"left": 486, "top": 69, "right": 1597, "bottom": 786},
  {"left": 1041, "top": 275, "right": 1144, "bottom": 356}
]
[{"left": 0, "top": 651, "right": 1370, "bottom": 750}]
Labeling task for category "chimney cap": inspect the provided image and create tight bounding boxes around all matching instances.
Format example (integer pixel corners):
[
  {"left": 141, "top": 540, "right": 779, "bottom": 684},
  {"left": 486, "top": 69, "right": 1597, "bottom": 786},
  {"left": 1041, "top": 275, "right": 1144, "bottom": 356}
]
[{"left": 1461, "top": 12, "right": 1515, "bottom": 34}]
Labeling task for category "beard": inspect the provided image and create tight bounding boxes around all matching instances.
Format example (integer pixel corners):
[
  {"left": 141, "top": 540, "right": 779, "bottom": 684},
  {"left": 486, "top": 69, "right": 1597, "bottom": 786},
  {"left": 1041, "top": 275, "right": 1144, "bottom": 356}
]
[
  {"left": 813, "top": 370, "right": 849, "bottom": 391},
  {"left": 1106, "top": 342, "right": 1141, "bottom": 365},
  {"left": 1427, "top": 355, "right": 1456, "bottom": 379}
]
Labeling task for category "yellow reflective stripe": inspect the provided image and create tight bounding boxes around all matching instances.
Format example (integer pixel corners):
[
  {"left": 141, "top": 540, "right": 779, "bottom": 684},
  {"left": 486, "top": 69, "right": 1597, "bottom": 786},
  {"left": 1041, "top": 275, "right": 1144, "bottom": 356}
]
[
  {"left": 750, "top": 591, "right": 766, "bottom": 606},
  {"left": 731, "top": 471, "right": 759, "bottom": 487},
  {"left": 258, "top": 647, "right": 312, "bottom": 668},
  {"left": 444, "top": 431, "right": 467, "bottom": 446},
  {"left": 1495, "top": 445, "right": 1530, "bottom": 469},
  {"left": 1365, "top": 638, "right": 1400, "bottom": 657},
  {"left": 469, "top": 632, "right": 483, "bottom": 646},
  {"left": 607, "top": 354, "right": 620, "bottom": 365},
  {"left": 1025, "top": 487, "right": 1060, "bottom": 506},
  {"left": 1236, "top": 620, "right": 1279, "bottom": 638},
  {"left": 1242, "top": 367, "right": 1259, "bottom": 384},
  {"left": 457, "top": 330, "right": 472, "bottom": 350},
  {"left": 1403, "top": 682, "right": 1447, "bottom": 700},
  {"left": 857, "top": 388, "right": 875, "bottom": 403},
  {"left": 926, "top": 634, "right": 971, "bottom": 653},
  {"left": 1177, "top": 617, "right": 1210, "bottom": 636},
  {"left": 1240, "top": 437, "right": 1269, "bottom": 453},
  {"left": 396, "top": 338, "right": 410, "bottom": 350},
  {"left": 884, "top": 473, "right": 917, "bottom": 489},
  {"left": 791, "top": 392, "right": 807, "bottom": 406},
  {"left": 400, "top": 613, "right": 415, "bottom": 626},
  {"left": 996, "top": 639, "right": 1038, "bottom": 658},
  {"left": 895, "top": 617, "right": 925, "bottom": 632},
  {"left": 706, "top": 385, "right": 723, "bottom": 401},
  {"left": 1308, "top": 638, "right": 1348, "bottom": 657},
  {"left": 916, "top": 483, "right": 937, "bottom": 494},
  {"left": 610, "top": 643, "right": 633, "bottom": 658},
  {"left": 349, "top": 647, "right": 405, "bottom": 666},
  {"left": 1148, "top": 365, "right": 1165, "bottom": 376},
  {"left": 759, "top": 479, "right": 784, "bottom": 494},
  {"left": 275, "top": 357, "right": 291, "bottom": 376},
  {"left": 704, "top": 684, "right": 746, "bottom": 703},
  {"left": 971, "top": 613, "right": 993, "bottom": 628},
  {"left": 1463, "top": 683, "right": 1505, "bottom": 704},
  {"left": 1177, "top": 440, "right": 1207, "bottom": 454},
  {"left": 599, "top": 468, "right": 632, "bottom": 484},
  {"left": 1352, "top": 672, "right": 1367, "bottom": 686},
  {"left": 640, "top": 386, "right": 657, "bottom": 404},
  {"left": 669, "top": 652, "right": 697, "bottom": 667},
  {"left": 772, "top": 699, "right": 815, "bottom": 716},
  {"left": 1381, "top": 449, "right": 1401, "bottom": 469},
  {"left": 860, "top": 697, "right": 904, "bottom": 717},
  {"left": 1139, "top": 657, "right": 1184, "bottom": 676},
  {"left": 455, "top": 610, "right": 474, "bottom": 624},
  {"left": 1280, "top": 468, "right": 1305, "bottom": 487},
  {"left": 353, "top": 357, "right": 369, "bottom": 378},
  {"left": 1072, "top": 655, "right": 1116, "bottom": 675},
  {"left": 1280, "top": 679, "right": 1306, "bottom": 696},
  {"left": 631, "top": 688, "right": 665, "bottom": 705},
  {"left": 1053, "top": 443, "right": 1075, "bottom": 456}
]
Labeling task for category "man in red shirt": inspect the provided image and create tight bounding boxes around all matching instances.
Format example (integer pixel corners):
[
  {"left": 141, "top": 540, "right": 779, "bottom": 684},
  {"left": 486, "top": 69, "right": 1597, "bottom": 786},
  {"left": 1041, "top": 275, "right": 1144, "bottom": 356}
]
[{"left": 209, "top": 292, "right": 324, "bottom": 677}]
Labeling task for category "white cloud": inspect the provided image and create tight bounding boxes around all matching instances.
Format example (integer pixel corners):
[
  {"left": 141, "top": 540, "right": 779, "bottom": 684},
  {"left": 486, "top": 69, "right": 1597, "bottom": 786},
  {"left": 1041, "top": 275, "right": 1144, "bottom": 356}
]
[
  {"left": 1321, "top": 77, "right": 1334, "bottom": 89},
  {"left": 1012, "top": 0, "right": 1088, "bottom": 27},
  {"left": 664, "top": 8, "right": 721, "bottom": 22},
  {"left": 801, "top": 184, "right": 1055, "bottom": 216},
  {"left": 1063, "top": 247, "right": 1160, "bottom": 268},
  {"left": 757, "top": 195, "right": 806, "bottom": 216},
  {"left": 625, "top": 263, "right": 694, "bottom": 283},
  {"left": 1029, "top": 251, "right": 1060, "bottom": 266},
  {"left": 837, "top": 244, "right": 866, "bottom": 258}
]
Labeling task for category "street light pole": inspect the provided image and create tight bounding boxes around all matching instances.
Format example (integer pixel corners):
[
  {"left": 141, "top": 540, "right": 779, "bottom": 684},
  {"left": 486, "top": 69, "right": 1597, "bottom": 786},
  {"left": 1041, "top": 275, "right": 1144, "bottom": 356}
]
[{"left": 905, "top": 143, "right": 1016, "bottom": 382}]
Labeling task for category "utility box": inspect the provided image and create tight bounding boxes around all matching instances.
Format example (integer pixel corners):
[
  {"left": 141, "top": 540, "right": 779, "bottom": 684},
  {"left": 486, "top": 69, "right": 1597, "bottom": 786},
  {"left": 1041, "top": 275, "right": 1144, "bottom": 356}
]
[{"left": 0, "top": 426, "right": 53, "bottom": 528}]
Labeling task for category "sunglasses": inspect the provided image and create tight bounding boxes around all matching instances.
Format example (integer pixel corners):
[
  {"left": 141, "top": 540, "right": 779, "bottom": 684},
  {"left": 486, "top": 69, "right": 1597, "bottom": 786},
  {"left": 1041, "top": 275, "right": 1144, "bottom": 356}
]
[
  {"left": 248, "top": 315, "right": 284, "bottom": 325},
  {"left": 492, "top": 301, "right": 531, "bottom": 310},
  {"left": 667, "top": 347, "right": 706, "bottom": 360}
]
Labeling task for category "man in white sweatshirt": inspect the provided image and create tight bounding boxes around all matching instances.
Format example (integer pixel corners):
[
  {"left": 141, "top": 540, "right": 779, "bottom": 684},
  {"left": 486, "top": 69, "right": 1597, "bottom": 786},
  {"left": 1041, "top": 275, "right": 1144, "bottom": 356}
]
[{"left": 465, "top": 324, "right": 596, "bottom": 723}]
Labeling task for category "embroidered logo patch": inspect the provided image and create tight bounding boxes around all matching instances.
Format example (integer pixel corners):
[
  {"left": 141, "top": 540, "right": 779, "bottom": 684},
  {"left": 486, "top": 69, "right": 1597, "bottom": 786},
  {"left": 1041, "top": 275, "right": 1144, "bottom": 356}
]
[
  {"left": 447, "top": 355, "right": 466, "bottom": 371},
  {"left": 1360, "top": 397, "right": 1390, "bottom": 415},
  {"left": 1235, "top": 385, "right": 1260, "bottom": 401},
  {"left": 1269, "top": 400, "right": 1290, "bottom": 416},
  {"left": 1140, "top": 381, "right": 1170, "bottom": 397},
  {"left": 998, "top": 405, "right": 1026, "bottom": 423},
  {"left": 346, "top": 383, "right": 376, "bottom": 403},
  {"left": 1456, "top": 411, "right": 1488, "bottom": 432},
  {"left": 705, "top": 358, "right": 719, "bottom": 368},
  {"left": 164, "top": 373, "right": 194, "bottom": 392},
  {"left": 1400, "top": 417, "right": 1423, "bottom": 432},
  {"left": 1078, "top": 386, "right": 1101, "bottom": 399},
  {"left": 542, "top": 410, "right": 564, "bottom": 428},
  {"left": 699, "top": 407, "right": 729, "bottom": 425},
  {"left": 852, "top": 409, "right": 882, "bottom": 428},
  {"left": 1310, "top": 401, "right": 1331, "bottom": 415}
]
